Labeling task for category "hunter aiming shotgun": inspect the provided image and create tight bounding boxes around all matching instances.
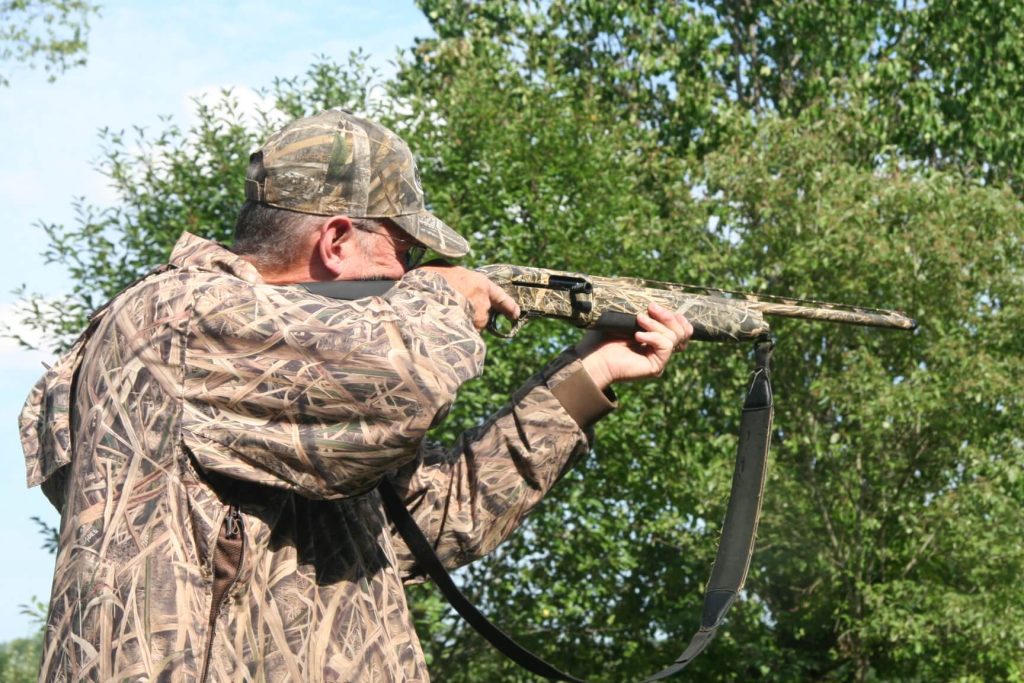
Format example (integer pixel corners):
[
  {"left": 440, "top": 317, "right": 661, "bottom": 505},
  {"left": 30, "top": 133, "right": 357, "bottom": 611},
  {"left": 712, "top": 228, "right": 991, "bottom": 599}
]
[
  {"left": 301, "top": 265, "right": 916, "bottom": 682},
  {"left": 31, "top": 106, "right": 925, "bottom": 682}
]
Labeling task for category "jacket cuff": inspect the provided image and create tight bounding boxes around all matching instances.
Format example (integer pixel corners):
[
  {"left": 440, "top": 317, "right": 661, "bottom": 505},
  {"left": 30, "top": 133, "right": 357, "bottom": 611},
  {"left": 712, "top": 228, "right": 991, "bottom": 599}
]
[{"left": 548, "top": 356, "right": 617, "bottom": 429}]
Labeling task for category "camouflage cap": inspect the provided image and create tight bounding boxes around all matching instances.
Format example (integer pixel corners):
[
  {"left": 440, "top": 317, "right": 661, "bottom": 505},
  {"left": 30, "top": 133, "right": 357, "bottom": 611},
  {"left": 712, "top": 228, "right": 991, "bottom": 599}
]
[{"left": 245, "top": 109, "right": 470, "bottom": 258}]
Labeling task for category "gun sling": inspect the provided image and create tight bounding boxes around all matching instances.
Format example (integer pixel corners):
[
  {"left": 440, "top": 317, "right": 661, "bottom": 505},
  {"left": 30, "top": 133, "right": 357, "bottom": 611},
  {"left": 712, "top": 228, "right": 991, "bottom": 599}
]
[{"left": 302, "top": 280, "right": 776, "bottom": 679}]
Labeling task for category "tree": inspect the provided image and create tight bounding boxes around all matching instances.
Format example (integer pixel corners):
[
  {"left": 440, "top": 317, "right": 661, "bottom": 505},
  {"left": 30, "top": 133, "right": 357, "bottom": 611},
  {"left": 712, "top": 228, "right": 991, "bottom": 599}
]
[
  {"left": 15, "top": 1, "right": 1024, "bottom": 680},
  {"left": 0, "top": 0, "right": 99, "bottom": 87}
]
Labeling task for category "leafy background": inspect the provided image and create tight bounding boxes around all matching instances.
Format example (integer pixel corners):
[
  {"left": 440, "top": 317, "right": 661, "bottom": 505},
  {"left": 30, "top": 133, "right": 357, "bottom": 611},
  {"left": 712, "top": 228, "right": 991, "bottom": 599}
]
[{"left": 3, "top": 1, "right": 1022, "bottom": 681}]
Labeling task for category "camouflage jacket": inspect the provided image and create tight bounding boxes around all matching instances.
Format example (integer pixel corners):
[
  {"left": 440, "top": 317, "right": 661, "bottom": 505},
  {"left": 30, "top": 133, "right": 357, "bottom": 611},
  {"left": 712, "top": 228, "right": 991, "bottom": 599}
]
[{"left": 20, "top": 232, "right": 615, "bottom": 682}]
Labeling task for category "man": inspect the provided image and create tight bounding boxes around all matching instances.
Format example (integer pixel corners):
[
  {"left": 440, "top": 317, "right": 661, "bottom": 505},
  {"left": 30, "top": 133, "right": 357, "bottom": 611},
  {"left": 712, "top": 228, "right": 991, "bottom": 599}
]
[{"left": 20, "top": 110, "right": 691, "bottom": 681}]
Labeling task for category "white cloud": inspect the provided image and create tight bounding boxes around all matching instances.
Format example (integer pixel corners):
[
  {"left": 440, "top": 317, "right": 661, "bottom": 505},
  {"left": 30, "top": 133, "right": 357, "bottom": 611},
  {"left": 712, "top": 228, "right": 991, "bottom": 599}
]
[{"left": 182, "top": 84, "right": 286, "bottom": 131}]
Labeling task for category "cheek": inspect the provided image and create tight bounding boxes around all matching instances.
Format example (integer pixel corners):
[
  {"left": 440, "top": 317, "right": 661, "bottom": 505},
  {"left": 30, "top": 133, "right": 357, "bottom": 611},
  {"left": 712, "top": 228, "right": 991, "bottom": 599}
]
[
  {"left": 374, "top": 245, "right": 407, "bottom": 278},
  {"left": 376, "top": 244, "right": 402, "bottom": 266}
]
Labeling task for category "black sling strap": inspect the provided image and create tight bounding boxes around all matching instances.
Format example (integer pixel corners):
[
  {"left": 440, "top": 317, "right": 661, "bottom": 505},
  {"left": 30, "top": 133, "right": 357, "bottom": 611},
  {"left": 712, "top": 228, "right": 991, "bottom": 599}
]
[
  {"left": 300, "top": 280, "right": 396, "bottom": 299},
  {"left": 379, "top": 339, "right": 776, "bottom": 681}
]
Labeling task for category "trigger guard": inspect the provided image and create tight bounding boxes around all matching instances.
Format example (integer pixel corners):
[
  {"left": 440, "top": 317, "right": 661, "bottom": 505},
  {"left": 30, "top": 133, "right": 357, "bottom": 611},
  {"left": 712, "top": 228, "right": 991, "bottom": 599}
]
[{"left": 487, "top": 312, "right": 530, "bottom": 338}]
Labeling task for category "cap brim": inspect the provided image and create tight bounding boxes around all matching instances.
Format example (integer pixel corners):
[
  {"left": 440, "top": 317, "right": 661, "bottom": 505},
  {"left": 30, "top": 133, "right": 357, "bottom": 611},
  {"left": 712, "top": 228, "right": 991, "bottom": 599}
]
[{"left": 389, "top": 211, "right": 470, "bottom": 259}]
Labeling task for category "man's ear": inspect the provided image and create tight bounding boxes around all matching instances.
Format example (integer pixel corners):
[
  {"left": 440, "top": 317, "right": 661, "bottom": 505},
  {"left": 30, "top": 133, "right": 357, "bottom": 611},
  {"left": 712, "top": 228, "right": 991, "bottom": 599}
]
[{"left": 316, "top": 215, "right": 354, "bottom": 277}]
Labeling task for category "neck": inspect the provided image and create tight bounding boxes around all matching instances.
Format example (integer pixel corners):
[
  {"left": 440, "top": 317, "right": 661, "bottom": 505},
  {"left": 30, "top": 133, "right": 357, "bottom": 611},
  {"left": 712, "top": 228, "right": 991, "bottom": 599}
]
[{"left": 241, "top": 255, "right": 328, "bottom": 285}]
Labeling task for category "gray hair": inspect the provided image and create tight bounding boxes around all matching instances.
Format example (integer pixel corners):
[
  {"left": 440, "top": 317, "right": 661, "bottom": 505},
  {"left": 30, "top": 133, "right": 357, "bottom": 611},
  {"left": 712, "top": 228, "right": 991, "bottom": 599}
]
[
  {"left": 232, "top": 201, "right": 324, "bottom": 269},
  {"left": 232, "top": 201, "right": 386, "bottom": 270}
]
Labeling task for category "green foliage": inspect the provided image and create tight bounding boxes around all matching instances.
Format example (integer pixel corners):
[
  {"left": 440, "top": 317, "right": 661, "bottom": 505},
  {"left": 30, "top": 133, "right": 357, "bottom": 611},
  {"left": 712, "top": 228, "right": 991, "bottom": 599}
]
[
  {"left": 0, "top": 594, "right": 46, "bottom": 683},
  {"left": 0, "top": 0, "right": 98, "bottom": 87},
  {"left": 272, "top": 49, "right": 383, "bottom": 120},
  {"left": 703, "top": 0, "right": 1024, "bottom": 187},
  {"left": 16, "top": 1, "right": 1024, "bottom": 680},
  {"left": 0, "top": 633, "right": 43, "bottom": 683},
  {"left": 414, "top": 0, "right": 1024, "bottom": 187}
]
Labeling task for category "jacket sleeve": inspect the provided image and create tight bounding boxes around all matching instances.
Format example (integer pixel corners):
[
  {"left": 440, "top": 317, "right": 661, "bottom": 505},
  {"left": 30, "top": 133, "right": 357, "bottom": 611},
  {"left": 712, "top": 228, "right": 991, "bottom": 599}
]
[
  {"left": 181, "top": 269, "right": 485, "bottom": 499},
  {"left": 386, "top": 349, "right": 617, "bottom": 578}
]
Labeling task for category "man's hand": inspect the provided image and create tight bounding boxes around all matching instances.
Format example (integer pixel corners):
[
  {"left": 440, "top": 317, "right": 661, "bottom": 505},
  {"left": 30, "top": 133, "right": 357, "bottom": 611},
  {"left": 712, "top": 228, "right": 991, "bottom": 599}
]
[
  {"left": 418, "top": 263, "right": 521, "bottom": 330},
  {"left": 576, "top": 303, "right": 693, "bottom": 390}
]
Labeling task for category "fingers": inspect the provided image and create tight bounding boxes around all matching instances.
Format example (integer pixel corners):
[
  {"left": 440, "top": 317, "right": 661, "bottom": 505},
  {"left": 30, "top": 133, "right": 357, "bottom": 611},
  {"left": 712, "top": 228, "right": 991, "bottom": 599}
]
[
  {"left": 469, "top": 277, "right": 518, "bottom": 330},
  {"left": 468, "top": 278, "right": 491, "bottom": 330},
  {"left": 628, "top": 304, "right": 692, "bottom": 377},
  {"left": 576, "top": 304, "right": 692, "bottom": 388},
  {"left": 417, "top": 265, "right": 520, "bottom": 331},
  {"left": 637, "top": 303, "right": 692, "bottom": 353},
  {"left": 487, "top": 279, "right": 521, "bottom": 322},
  {"left": 634, "top": 316, "right": 675, "bottom": 357},
  {"left": 664, "top": 306, "right": 693, "bottom": 351}
]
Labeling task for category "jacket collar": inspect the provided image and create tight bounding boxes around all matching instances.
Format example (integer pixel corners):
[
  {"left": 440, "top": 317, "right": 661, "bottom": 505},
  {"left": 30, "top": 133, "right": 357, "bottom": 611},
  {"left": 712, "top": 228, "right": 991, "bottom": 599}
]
[{"left": 169, "top": 232, "right": 265, "bottom": 285}]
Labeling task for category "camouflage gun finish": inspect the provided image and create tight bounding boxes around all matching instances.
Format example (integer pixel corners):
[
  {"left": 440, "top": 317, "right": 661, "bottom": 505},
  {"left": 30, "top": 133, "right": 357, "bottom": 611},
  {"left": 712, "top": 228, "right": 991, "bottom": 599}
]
[{"left": 477, "top": 264, "right": 917, "bottom": 343}]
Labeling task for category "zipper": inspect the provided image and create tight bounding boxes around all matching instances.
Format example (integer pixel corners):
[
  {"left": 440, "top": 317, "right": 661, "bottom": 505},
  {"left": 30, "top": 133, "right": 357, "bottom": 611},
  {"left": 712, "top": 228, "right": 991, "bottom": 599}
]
[{"left": 199, "top": 505, "right": 245, "bottom": 683}]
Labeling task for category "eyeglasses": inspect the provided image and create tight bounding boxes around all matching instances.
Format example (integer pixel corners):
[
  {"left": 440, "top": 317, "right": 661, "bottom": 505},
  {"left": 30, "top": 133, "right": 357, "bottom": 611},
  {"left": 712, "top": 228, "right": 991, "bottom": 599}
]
[{"left": 353, "top": 221, "right": 427, "bottom": 270}]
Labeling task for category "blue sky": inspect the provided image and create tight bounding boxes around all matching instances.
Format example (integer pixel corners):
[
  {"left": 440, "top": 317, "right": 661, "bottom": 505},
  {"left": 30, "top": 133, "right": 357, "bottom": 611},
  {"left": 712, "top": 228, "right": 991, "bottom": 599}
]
[{"left": 0, "top": 0, "right": 430, "bottom": 642}]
